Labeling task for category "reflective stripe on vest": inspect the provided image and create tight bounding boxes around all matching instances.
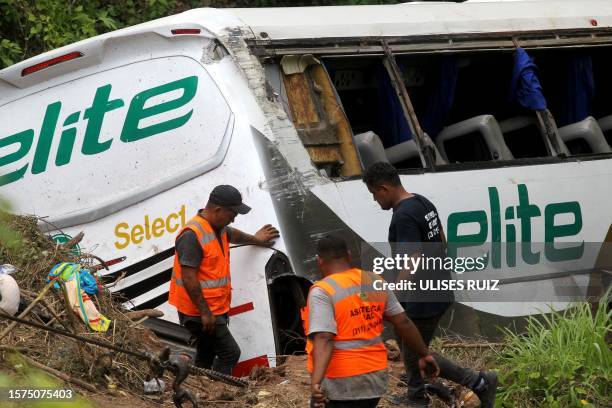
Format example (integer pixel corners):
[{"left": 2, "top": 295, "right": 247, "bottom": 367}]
[
  {"left": 302, "top": 268, "right": 388, "bottom": 378},
  {"left": 185, "top": 220, "right": 217, "bottom": 245},
  {"left": 168, "top": 215, "right": 231, "bottom": 316},
  {"left": 323, "top": 278, "right": 385, "bottom": 304},
  {"left": 333, "top": 336, "right": 383, "bottom": 350},
  {"left": 172, "top": 272, "right": 230, "bottom": 289}
]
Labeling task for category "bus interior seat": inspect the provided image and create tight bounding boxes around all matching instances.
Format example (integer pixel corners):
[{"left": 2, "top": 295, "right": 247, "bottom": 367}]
[
  {"left": 384, "top": 134, "right": 447, "bottom": 166},
  {"left": 354, "top": 131, "right": 389, "bottom": 169},
  {"left": 499, "top": 116, "right": 550, "bottom": 158},
  {"left": 435, "top": 115, "right": 514, "bottom": 163},
  {"left": 558, "top": 116, "right": 611, "bottom": 155},
  {"left": 598, "top": 114, "right": 612, "bottom": 146}
]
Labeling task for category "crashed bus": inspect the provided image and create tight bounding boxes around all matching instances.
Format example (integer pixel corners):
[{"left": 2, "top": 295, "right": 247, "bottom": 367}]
[{"left": 1, "top": 0, "right": 611, "bottom": 375}]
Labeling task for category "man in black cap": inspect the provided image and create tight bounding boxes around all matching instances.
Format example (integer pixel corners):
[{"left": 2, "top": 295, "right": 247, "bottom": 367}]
[{"left": 168, "top": 184, "right": 279, "bottom": 374}]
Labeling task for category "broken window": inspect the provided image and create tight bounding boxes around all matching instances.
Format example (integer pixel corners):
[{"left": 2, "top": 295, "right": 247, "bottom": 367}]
[
  {"left": 272, "top": 55, "right": 362, "bottom": 178},
  {"left": 268, "top": 42, "right": 612, "bottom": 173}
]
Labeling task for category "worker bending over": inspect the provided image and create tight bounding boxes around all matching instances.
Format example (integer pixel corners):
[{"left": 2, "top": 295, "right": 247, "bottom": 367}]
[
  {"left": 363, "top": 162, "right": 497, "bottom": 408},
  {"left": 169, "top": 184, "right": 279, "bottom": 374},
  {"left": 303, "top": 235, "right": 439, "bottom": 408}
]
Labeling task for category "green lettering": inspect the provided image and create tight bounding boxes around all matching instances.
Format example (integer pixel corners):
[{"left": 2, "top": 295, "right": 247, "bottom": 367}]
[
  {"left": 489, "top": 186, "right": 502, "bottom": 268},
  {"left": 0, "top": 129, "right": 34, "bottom": 186},
  {"left": 32, "top": 101, "right": 61, "bottom": 174},
  {"left": 56, "top": 111, "right": 80, "bottom": 166},
  {"left": 120, "top": 76, "right": 198, "bottom": 142},
  {"left": 544, "top": 202, "right": 584, "bottom": 261},
  {"left": 505, "top": 206, "right": 517, "bottom": 267},
  {"left": 82, "top": 84, "right": 124, "bottom": 155},
  {"left": 516, "top": 184, "right": 540, "bottom": 265},
  {"left": 447, "top": 210, "right": 488, "bottom": 258}
]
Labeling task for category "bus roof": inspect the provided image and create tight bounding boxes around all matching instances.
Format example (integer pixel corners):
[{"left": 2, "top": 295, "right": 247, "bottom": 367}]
[
  {"left": 227, "top": 0, "right": 612, "bottom": 40},
  {"left": 2, "top": 0, "right": 611, "bottom": 90}
]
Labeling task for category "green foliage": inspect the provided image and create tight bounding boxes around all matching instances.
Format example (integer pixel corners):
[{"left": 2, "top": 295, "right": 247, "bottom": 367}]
[
  {"left": 0, "top": 0, "right": 181, "bottom": 66},
  {"left": 0, "top": 39, "right": 22, "bottom": 67},
  {"left": 0, "top": 0, "right": 402, "bottom": 69},
  {"left": 497, "top": 298, "right": 612, "bottom": 407},
  {"left": 0, "top": 200, "right": 21, "bottom": 257},
  {"left": 0, "top": 354, "right": 93, "bottom": 407}
]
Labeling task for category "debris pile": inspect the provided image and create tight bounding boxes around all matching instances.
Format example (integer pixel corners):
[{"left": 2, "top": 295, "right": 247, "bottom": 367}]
[
  {"left": 0, "top": 212, "right": 499, "bottom": 407},
  {"left": 0, "top": 212, "right": 165, "bottom": 394}
]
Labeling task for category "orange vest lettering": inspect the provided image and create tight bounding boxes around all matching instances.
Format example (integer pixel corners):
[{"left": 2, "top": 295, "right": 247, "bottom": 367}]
[
  {"left": 168, "top": 215, "right": 231, "bottom": 316},
  {"left": 301, "top": 268, "right": 388, "bottom": 378}
]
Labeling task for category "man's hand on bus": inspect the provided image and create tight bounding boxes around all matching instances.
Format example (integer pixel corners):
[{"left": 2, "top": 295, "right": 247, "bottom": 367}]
[
  {"left": 229, "top": 225, "right": 279, "bottom": 246},
  {"left": 254, "top": 224, "right": 280, "bottom": 246},
  {"left": 201, "top": 310, "right": 216, "bottom": 333}
]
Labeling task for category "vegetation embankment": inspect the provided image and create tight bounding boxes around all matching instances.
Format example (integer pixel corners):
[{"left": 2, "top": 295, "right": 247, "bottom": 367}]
[{"left": 496, "top": 298, "right": 611, "bottom": 407}]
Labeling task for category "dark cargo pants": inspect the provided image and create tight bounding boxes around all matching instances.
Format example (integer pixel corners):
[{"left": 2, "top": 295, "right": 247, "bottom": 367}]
[
  {"left": 325, "top": 397, "right": 381, "bottom": 407},
  {"left": 178, "top": 312, "right": 241, "bottom": 375},
  {"left": 399, "top": 313, "right": 479, "bottom": 400}
]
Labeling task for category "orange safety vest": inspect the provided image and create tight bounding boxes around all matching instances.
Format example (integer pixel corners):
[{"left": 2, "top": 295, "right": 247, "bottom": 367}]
[
  {"left": 168, "top": 215, "right": 231, "bottom": 316},
  {"left": 301, "top": 268, "right": 388, "bottom": 378}
]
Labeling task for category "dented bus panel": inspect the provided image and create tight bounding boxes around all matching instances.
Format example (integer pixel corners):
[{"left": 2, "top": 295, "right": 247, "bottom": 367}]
[{"left": 1, "top": 1, "right": 612, "bottom": 371}]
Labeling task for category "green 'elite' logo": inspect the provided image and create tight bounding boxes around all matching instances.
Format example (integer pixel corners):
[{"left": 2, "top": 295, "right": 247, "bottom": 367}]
[
  {"left": 447, "top": 184, "right": 584, "bottom": 268},
  {"left": 0, "top": 75, "right": 198, "bottom": 187}
]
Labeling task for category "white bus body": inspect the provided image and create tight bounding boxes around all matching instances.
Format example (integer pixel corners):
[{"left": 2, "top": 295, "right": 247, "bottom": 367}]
[{"left": 1, "top": 0, "right": 611, "bottom": 373}]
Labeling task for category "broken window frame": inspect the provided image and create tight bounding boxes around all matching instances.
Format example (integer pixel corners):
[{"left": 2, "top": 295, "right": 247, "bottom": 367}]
[
  {"left": 248, "top": 28, "right": 612, "bottom": 58},
  {"left": 253, "top": 28, "right": 612, "bottom": 172},
  {"left": 380, "top": 40, "right": 435, "bottom": 169}
]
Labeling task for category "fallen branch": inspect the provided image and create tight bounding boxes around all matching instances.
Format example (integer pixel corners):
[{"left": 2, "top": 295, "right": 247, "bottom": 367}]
[
  {"left": 21, "top": 354, "right": 98, "bottom": 392},
  {"left": 125, "top": 309, "right": 164, "bottom": 320},
  {"left": 104, "top": 271, "right": 126, "bottom": 287},
  {"left": 61, "top": 231, "right": 84, "bottom": 249},
  {"left": 129, "top": 316, "right": 149, "bottom": 328},
  {"left": 441, "top": 342, "right": 505, "bottom": 349},
  {"left": 0, "top": 345, "right": 30, "bottom": 353}
]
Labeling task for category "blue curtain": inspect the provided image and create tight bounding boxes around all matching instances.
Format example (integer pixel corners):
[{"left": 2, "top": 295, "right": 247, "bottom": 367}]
[
  {"left": 509, "top": 48, "right": 547, "bottom": 111},
  {"left": 376, "top": 64, "right": 412, "bottom": 147},
  {"left": 421, "top": 57, "right": 458, "bottom": 138},
  {"left": 559, "top": 55, "right": 595, "bottom": 126}
]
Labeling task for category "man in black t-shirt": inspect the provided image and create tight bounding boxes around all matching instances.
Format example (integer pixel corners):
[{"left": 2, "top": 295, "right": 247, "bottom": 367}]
[
  {"left": 387, "top": 190, "right": 454, "bottom": 317},
  {"left": 363, "top": 162, "right": 497, "bottom": 408}
]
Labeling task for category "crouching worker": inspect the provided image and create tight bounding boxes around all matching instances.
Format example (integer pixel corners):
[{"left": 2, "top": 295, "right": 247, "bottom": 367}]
[
  {"left": 303, "top": 235, "right": 439, "bottom": 408},
  {"left": 168, "top": 185, "right": 279, "bottom": 375}
]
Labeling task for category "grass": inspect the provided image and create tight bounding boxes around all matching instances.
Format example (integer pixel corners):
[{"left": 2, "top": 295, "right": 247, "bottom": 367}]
[{"left": 496, "top": 297, "right": 611, "bottom": 407}]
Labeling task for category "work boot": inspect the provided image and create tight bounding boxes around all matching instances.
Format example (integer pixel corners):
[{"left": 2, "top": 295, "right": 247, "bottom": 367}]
[
  {"left": 425, "top": 382, "right": 454, "bottom": 403},
  {"left": 472, "top": 370, "right": 498, "bottom": 408}
]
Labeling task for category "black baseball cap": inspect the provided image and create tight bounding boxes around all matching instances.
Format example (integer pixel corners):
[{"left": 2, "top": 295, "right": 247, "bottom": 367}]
[{"left": 209, "top": 185, "right": 251, "bottom": 215}]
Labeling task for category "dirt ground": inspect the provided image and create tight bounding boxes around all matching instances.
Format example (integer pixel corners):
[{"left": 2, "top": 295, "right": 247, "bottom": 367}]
[{"left": 78, "top": 341, "right": 497, "bottom": 408}]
